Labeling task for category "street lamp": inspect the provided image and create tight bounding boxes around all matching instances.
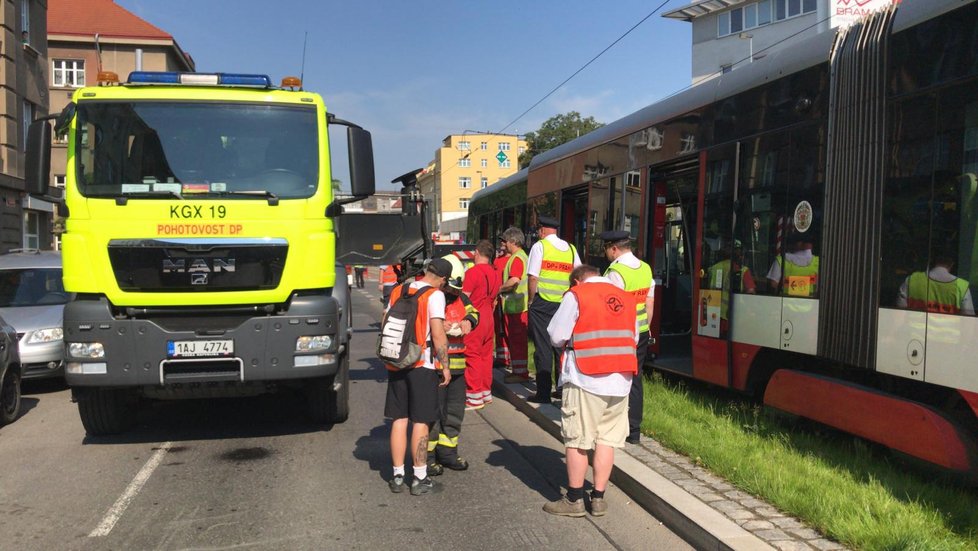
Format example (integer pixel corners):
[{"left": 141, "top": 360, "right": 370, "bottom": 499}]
[{"left": 739, "top": 32, "right": 753, "bottom": 64}]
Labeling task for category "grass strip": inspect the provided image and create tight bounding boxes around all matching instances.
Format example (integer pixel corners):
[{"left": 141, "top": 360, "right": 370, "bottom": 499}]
[{"left": 644, "top": 373, "right": 978, "bottom": 551}]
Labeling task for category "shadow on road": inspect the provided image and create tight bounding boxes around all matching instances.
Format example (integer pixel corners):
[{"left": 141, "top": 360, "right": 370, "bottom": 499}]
[
  {"left": 81, "top": 392, "right": 331, "bottom": 446},
  {"left": 13, "top": 397, "right": 39, "bottom": 422},
  {"left": 22, "top": 378, "right": 68, "bottom": 395},
  {"left": 352, "top": 422, "right": 394, "bottom": 482},
  {"left": 349, "top": 356, "right": 388, "bottom": 382},
  {"left": 485, "top": 439, "right": 565, "bottom": 500}
]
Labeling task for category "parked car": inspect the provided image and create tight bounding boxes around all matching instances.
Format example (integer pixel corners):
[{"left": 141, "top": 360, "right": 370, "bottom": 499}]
[
  {"left": 0, "top": 314, "right": 21, "bottom": 425},
  {"left": 0, "top": 250, "right": 68, "bottom": 380}
]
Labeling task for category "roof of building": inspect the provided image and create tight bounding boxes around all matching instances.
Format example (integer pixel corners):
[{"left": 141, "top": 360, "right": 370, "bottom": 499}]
[
  {"left": 663, "top": 0, "right": 746, "bottom": 21},
  {"left": 49, "top": 0, "right": 172, "bottom": 40}
]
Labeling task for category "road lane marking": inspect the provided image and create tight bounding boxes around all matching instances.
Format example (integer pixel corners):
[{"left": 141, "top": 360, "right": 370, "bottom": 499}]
[{"left": 88, "top": 441, "right": 173, "bottom": 537}]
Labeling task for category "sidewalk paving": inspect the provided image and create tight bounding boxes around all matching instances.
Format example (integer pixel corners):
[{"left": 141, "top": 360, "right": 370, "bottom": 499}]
[{"left": 492, "top": 369, "right": 848, "bottom": 551}]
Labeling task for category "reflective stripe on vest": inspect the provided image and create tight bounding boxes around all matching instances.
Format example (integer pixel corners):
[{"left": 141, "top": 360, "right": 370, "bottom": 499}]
[
  {"left": 537, "top": 239, "right": 576, "bottom": 302},
  {"left": 777, "top": 256, "right": 819, "bottom": 297},
  {"left": 444, "top": 298, "right": 468, "bottom": 370},
  {"left": 606, "top": 258, "right": 652, "bottom": 332},
  {"left": 568, "top": 282, "right": 637, "bottom": 375},
  {"left": 502, "top": 249, "right": 529, "bottom": 313},
  {"left": 382, "top": 266, "right": 398, "bottom": 285},
  {"left": 907, "top": 272, "right": 970, "bottom": 314}
]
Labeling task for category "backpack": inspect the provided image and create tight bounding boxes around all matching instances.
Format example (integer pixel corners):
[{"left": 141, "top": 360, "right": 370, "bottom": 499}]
[{"left": 377, "top": 283, "right": 436, "bottom": 369}]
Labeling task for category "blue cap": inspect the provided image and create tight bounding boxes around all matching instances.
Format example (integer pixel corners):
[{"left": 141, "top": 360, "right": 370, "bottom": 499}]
[
  {"left": 598, "top": 230, "right": 630, "bottom": 242},
  {"left": 537, "top": 215, "right": 559, "bottom": 228}
]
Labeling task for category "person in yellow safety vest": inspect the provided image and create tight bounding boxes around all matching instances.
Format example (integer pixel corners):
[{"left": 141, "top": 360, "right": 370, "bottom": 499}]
[
  {"left": 896, "top": 253, "right": 975, "bottom": 315},
  {"left": 428, "top": 261, "right": 480, "bottom": 475},
  {"left": 500, "top": 227, "right": 530, "bottom": 384},
  {"left": 767, "top": 233, "right": 819, "bottom": 297},
  {"left": 706, "top": 241, "right": 756, "bottom": 325},
  {"left": 527, "top": 215, "right": 581, "bottom": 404},
  {"left": 600, "top": 230, "right": 654, "bottom": 445}
]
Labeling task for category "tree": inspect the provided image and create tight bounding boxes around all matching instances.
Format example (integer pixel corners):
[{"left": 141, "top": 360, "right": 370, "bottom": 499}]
[{"left": 518, "top": 111, "right": 604, "bottom": 168}]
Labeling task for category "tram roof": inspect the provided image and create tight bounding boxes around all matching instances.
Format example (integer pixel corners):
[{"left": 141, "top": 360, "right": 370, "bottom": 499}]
[
  {"left": 470, "top": 167, "right": 528, "bottom": 203},
  {"left": 528, "top": 0, "right": 965, "bottom": 172}
]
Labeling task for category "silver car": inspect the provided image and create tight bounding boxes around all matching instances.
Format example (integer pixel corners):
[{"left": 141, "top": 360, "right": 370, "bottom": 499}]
[{"left": 0, "top": 250, "right": 68, "bottom": 379}]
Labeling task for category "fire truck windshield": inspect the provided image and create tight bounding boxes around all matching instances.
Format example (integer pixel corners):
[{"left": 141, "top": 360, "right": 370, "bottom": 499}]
[{"left": 73, "top": 102, "right": 320, "bottom": 199}]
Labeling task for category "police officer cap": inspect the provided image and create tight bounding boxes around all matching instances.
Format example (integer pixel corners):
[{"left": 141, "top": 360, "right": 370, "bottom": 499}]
[
  {"left": 537, "top": 215, "right": 560, "bottom": 228},
  {"left": 599, "top": 230, "right": 630, "bottom": 243},
  {"left": 426, "top": 258, "right": 453, "bottom": 279}
]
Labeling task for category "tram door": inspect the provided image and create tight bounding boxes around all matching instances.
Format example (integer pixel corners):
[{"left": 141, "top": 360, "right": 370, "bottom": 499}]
[
  {"left": 648, "top": 163, "right": 698, "bottom": 376},
  {"left": 560, "top": 185, "right": 589, "bottom": 255}
]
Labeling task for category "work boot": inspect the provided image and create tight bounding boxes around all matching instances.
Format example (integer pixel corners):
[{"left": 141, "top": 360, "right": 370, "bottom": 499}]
[
  {"left": 388, "top": 474, "right": 405, "bottom": 494},
  {"left": 442, "top": 457, "right": 469, "bottom": 471},
  {"left": 410, "top": 476, "right": 436, "bottom": 496},
  {"left": 543, "top": 495, "right": 586, "bottom": 517},
  {"left": 551, "top": 387, "right": 563, "bottom": 400},
  {"left": 589, "top": 494, "right": 608, "bottom": 517},
  {"left": 527, "top": 394, "right": 551, "bottom": 405},
  {"left": 427, "top": 460, "right": 444, "bottom": 477}
]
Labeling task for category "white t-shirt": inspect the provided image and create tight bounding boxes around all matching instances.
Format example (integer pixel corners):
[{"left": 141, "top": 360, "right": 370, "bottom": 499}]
[
  {"left": 547, "top": 276, "right": 636, "bottom": 397},
  {"left": 386, "top": 280, "right": 446, "bottom": 369},
  {"left": 607, "top": 251, "right": 656, "bottom": 300},
  {"left": 527, "top": 233, "right": 582, "bottom": 277},
  {"left": 896, "top": 266, "right": 975, "bottom": 315}
]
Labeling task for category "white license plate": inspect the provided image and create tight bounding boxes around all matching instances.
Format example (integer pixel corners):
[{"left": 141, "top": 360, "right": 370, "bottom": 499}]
[{"left": 167, "top": 339, "right": 234, "bottom": 358}]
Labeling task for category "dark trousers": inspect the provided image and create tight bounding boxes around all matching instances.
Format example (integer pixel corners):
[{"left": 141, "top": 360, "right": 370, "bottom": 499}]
[
  {"left": 529, "top": 298, "right": 561, "bottom": 399},
  {"left": 629, "top": 332, "right": 650, "bottom": 440},
  {"left": 354, "top": 268, "right": 365, "bottom": 288},
  {"left": 431, "top": 370, "right": 466, "bottom": 464}
]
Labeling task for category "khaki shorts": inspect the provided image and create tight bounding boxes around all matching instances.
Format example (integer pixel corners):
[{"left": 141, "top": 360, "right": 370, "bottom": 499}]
[{"left": 560, "top": 384, "right": 629, "bottom": 449}]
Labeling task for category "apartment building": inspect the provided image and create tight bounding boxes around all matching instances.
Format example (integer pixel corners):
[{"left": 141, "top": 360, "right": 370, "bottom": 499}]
[
  {"left": 0, "top": 0, "right": 48, "bottom": 250},
  {"left": 417, "top": 132, "right": 526, "bottom": 239},
  {"left": 664, "top": 0, "right": 895, "bottom": 84},
  {"left": 47, "top": 0, "right": 194, "bottom": 247}
]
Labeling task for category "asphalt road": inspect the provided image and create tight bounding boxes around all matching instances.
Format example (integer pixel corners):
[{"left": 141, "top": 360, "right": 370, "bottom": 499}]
[{"left": 0, "top": 283, "right": 690, "bottom": 551}]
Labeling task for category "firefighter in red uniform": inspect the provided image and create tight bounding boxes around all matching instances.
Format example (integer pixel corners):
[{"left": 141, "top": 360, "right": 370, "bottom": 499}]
[
  {"left": 463, "top": 240, "right": 500, "bottom": 409},
  {"left": 428, "top": 261, "right": 480, "bottom": 474}
]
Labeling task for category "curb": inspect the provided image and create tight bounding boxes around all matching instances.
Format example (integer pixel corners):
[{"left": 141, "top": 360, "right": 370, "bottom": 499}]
[{"left": 492, "top": 370, "right": 774, "bottom": 551}]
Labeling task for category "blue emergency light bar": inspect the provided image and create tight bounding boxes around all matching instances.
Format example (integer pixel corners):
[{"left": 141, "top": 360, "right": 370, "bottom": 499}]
[{"left": 126, "top": 72, "right": 273, "bottom": 88}]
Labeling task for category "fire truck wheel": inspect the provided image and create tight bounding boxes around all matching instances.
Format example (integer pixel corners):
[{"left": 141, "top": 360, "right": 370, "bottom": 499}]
[
  {"left": 76, "top": 388, "right": 137, "bottom": 435},
  {"left": 305, "top": 352, "right": 350, "bottom": 424}
]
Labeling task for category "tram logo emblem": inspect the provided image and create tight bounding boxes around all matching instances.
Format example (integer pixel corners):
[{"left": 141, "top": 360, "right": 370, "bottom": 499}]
[{"left": 606, "top": 296, "right": 625, "bottom": 313}]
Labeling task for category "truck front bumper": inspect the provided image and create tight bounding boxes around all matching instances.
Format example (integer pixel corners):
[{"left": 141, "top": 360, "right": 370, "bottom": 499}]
[{"left": 63, "top": 294, "right": 343, "bottom": 388}]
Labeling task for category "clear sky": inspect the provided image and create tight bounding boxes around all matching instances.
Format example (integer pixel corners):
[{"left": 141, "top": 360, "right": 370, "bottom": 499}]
[{"left": 117, "top": 1, "right": 693, "bottom": 191}]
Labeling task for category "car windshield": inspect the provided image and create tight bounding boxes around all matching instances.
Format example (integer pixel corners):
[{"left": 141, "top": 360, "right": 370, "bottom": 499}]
[
  {"left": 0, "top": 268, "right": 68, "bottom": 306},
  {"left": 74, "top": 102, "right": 320, "bottom": 199}
]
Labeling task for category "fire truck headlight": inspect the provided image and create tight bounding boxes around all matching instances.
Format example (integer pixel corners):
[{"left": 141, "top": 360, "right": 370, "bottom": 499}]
[
  {"left": 68, "top": 342, "right": 105, "bottom": 359},
  {"left": 296, "top": 335, "right": 333, "bottom": 352}
]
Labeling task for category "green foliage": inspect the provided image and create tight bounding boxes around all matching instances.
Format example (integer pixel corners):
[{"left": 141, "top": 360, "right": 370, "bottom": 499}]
[
  {"left": 519, "top": 111, "right": 604, "bottom": 168},
  {"left": 643, "top": 373, "right": 978, "bottom": 551}
]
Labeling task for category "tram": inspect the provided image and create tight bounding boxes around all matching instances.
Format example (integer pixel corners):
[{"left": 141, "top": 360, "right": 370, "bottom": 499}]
[{"left": 469, "top": 0, "right": 978, "bottom": 473}]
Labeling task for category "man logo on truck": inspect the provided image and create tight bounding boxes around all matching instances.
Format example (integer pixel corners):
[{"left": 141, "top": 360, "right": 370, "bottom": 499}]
[{"left": 162, "top": 258, "right": 236, "bottom": 273}]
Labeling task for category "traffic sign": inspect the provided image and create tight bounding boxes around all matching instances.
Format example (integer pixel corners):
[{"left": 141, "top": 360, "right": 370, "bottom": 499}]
[{"left": 496, "top": 151, "right": 508, "bottom": 163}]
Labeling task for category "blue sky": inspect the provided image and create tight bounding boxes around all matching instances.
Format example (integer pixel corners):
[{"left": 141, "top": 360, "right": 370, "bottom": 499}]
[{"left": 118, "top": 1, "right": 693, "bottom": 190}]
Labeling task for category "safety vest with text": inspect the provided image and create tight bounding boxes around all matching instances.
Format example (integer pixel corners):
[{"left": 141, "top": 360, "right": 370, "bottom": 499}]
[
  {"left": 606, "top": 258, "right": 653, "bottom": 332},
  {"left": 502, "top": 249, "right": 529, "bottom": 313},
  {"left": 907, "top": 272, "right": 970, "bottom": 314},
  {"left": 384, "top": 283, "right": 435, "bottom": 371},
  {"left": 777, "top": 256, "right": 819, "bottom": 297},
  {"left": 567, "top": 282, "right": 637, "bottom": 375},
  {"left": 537, "top": 239, "right": 576, "bottom": 302}
]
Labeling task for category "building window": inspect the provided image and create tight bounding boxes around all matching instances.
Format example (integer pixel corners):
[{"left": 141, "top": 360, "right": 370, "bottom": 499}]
[
  {"left": 54, "top": 175, "right": 65, "bottom": 188},
  {"left": 458, "top": 140, "right": 470, "bottom": 150},
  {"left": 458, "top": 177, "right": 471, "bottom": 189},
  {"left": 498, "top": 142, "right": 510, "bottom": 151},
  {"left": 499, "top": 159, "right": 511, "bottom": 168},
  {"left": 459, "top": 157, "right": 471, "bottom": 167},
  {"left": 481, "top": 177, "right": 488, "bottom": 189},
  {"left": 480, "top": 158, "right": 487, "bottom": 168},
  {"left": 21, "top": 0, "right": 30, "bottom": 45},
  {"left": 53, "top": 59, "right": 85, "bottom": 88},
  {"left": 480, "top": 141, "right": 487, "bottom": 150},
  {"left": 717, "top": 0, "right": 808, "bottom": 38},
  {"left": 518, "top": 146, "right": 526, "bottom": 154},
  {"left": 459, "top": 197, "right": 470, "bottom": 209},
  {"left": 23, "top": 211, "right": 40, "bottom": 249},
  {"left": 22, "top": 100, "right": 34, "bottom": 151}
]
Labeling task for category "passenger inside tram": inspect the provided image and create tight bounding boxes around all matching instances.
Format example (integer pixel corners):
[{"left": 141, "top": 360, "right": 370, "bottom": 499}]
[
  {"left": 896, "top": 251, "right": 976, "bottom": 315},
  {"left": 766, "top": 231, "right": 819, "bottom": 297}
]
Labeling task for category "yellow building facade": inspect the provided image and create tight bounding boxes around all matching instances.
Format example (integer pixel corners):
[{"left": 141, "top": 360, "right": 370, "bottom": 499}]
[{"left": 417, "top": 133, "right": 526, "bottom": 240}]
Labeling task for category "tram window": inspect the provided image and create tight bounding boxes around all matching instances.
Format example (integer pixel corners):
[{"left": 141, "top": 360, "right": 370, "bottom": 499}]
[
  {"left": 701, "top": 150, "right": 736, "bottom": 336},
  {"left": 889, "top": 5, "right": 978, "bottom": 97},
  {"left": 883, "top": 96, "right": 936, "bottom": 310},
  {"left": 589, "top": 179, "right": 612, "bottom": 265},
  {"left": 738, "top": 133, "right": 790, "bottom": 296}
]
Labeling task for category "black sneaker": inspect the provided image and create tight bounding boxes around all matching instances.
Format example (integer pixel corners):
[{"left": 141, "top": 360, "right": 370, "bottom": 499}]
[
  {"left": 410, "top": 476, "right": 435, "bottom": 496},
  {"left": 388, "top": 474, "right": 405, "bottom": 494},
  {"left": 527, "top": 395, "right": 551, "bottom": 404}
]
